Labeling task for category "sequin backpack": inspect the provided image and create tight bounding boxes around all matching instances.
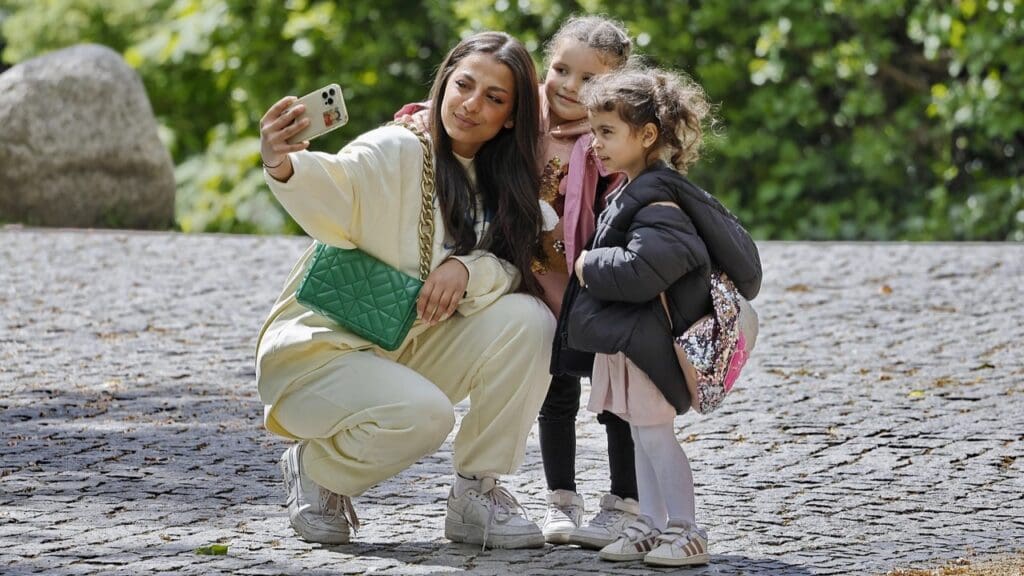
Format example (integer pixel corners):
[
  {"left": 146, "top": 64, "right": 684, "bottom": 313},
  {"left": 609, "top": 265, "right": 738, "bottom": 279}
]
[{"left": 660, "top": 271, "right": 759, "bottom": 414}]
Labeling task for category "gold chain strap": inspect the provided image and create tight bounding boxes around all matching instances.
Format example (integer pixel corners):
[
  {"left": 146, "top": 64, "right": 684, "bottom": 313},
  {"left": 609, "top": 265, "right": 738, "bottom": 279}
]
[{"left": 391, "top": 122, "right": 436, "bottom": 281}]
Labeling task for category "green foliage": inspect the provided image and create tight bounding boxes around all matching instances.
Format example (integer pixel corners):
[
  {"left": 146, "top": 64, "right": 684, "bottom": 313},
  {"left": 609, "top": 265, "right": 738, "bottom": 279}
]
[{"left": 2, "top": 0, "right": 1022, "bottom": 239}]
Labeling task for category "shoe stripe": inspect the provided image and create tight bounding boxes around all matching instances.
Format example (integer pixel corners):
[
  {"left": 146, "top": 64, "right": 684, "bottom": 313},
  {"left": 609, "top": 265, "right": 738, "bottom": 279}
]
[{"left": 683, "top": 538, "right": 705, "bottom": 556}]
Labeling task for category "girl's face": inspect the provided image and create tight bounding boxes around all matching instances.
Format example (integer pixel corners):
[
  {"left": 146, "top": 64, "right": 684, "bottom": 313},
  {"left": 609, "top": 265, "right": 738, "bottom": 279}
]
[
  {"left": 544, "top": 40, "right": 612, "bottom": 126},
  {"left": 589, "top": 109, "right": 654, "bottom": 181},
  {"left": 440, "top": 53, "right": 516, "bottom": 158}
]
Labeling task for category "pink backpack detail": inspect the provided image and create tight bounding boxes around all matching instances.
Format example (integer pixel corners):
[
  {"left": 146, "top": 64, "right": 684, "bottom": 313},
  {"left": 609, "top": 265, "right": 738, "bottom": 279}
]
[{"left": 661, "top": 272, "right": 759, "bottom": 415}]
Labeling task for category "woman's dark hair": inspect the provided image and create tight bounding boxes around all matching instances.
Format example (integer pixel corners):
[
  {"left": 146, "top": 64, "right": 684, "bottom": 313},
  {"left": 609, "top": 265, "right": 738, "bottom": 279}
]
[
  {"left": 544, "top": 15, "right": 632, "bottom": 69},
  {"left": 428, "top": 31, "right": 542, "bottom": 294},
  {"left": 581, "top": 66, "right": 713, "bottom": 174}
]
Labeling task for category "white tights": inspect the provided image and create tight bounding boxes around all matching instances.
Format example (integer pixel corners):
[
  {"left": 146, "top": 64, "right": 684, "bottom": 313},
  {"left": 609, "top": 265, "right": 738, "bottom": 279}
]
[{"left": 631, "top": 423, "right": 696, "bottom": 530}]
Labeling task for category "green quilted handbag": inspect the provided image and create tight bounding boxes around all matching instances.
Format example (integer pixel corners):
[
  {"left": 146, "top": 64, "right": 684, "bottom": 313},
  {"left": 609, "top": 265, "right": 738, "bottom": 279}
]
[{"left": 295, "top": 124, "right": 435, "bottom": 351}]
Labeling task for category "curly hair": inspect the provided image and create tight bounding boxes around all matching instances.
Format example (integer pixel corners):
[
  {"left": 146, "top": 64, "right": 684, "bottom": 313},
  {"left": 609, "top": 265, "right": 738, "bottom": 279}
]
[{"left": 581, "top": 66, "right": 714, "bottom": 174}]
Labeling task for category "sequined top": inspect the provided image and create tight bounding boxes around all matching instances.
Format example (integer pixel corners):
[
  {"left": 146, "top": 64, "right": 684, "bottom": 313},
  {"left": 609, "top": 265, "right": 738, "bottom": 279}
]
[{"left": 533, "top": 156, "right": 569, "bottom": 274}]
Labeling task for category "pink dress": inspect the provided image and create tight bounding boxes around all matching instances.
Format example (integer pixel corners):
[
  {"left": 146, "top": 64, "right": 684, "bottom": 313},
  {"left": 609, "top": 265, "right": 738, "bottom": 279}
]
[{"left": 588, "top": 352, "right": 677, "bottom": 426}]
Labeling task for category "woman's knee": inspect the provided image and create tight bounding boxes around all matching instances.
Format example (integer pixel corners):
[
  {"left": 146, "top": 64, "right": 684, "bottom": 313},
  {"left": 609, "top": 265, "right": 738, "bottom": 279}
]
[
  {"left": 333, "top": 386, "right": 455, "bottom": 463},
  {"left": 488, "top": 293, "right": 556, "bottom": 344},
  {"left": 371, "top": 384, "right": 455, "bottom": 449},
  {"left": 410, "top": 391, "right": 457, "bottom": 446}
]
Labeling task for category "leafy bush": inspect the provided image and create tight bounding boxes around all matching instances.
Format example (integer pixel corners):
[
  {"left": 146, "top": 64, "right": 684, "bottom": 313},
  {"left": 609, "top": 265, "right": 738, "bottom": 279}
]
[{"left": 2, "top": 0, "right": 1021, "bottom": 239}]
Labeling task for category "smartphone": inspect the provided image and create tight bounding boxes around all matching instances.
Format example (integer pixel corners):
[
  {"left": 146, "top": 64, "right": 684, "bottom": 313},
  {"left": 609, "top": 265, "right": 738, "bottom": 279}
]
[{"left": 285, "top": 83, "right": 349, "bottom": 144}]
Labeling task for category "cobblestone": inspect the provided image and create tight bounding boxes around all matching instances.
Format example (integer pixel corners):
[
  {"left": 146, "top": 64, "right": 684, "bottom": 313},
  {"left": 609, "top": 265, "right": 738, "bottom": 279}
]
[{"left": 2, "top": 228, "right": 1023, "bottom": 575}]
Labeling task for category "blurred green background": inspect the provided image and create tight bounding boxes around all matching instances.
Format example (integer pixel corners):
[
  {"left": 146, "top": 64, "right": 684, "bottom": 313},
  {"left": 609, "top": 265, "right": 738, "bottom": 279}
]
[{"left": 1, "top": 0, "right": 1021, "bottom": 240}]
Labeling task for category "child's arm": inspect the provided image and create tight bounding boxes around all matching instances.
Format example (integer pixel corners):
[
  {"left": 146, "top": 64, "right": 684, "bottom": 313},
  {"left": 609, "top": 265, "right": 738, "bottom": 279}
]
[
  {"left": 579, "top": 203, "right": 709, "bottom": 303},
  {"left": 393, "top": 101, "right": 431, "bottom": 133}
]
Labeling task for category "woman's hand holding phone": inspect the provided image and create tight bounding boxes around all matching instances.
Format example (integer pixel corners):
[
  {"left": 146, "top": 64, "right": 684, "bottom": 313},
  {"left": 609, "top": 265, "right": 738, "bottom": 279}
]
[{"left": 259, "top": 96, "right": 311, "bottom": 182}]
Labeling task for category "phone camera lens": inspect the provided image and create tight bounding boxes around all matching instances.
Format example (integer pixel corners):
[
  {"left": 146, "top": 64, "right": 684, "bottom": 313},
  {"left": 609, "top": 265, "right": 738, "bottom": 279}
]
[
  {"left": 321, "top": 91, "right": 328, "bottom": 99},
  {"left": 329, "top": 88, "right": 336, "bottom": 95},
  {"left": 327, "top": 98, "right": 334, "bottom": 105}
]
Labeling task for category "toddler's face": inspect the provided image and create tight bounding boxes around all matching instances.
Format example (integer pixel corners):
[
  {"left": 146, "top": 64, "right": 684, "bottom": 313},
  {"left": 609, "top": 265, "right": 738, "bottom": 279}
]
[
  {"left": 544, "top": 40, "right": 611, "bottom": 125},
  {"left": 589, "top": 109, "right": 650, "bottom": 180}
]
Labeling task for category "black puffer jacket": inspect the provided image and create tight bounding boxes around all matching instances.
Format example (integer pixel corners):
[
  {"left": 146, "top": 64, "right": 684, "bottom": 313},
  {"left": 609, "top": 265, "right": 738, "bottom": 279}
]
[{"left": 566, "top": 162, "right": 762, "bottom": 414}]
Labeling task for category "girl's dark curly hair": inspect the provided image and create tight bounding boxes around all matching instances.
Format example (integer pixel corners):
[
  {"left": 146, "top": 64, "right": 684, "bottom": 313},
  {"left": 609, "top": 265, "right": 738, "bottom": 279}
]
[{"left": 581, "top": 66, "right": 714, "bottom": 174}]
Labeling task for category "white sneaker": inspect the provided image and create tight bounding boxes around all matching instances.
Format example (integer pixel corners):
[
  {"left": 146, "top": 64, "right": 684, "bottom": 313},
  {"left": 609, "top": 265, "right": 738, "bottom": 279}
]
[
  {"left": 598, "top": 515, "right": 661, "bottom": 562},
  {"left": 445, "top": 476, "right": 545, "bottom": 549},
  {"left": 569, "top": 493, "right": 640, "bottom": 549},
  {"left": 541, "top": 489, "right": 585, "bottom": 544},
  {"left": 280, "top": 443, "right": 359, "bottom": 544},
  {"left": 645, "top": 521, "right": 710, "bottom": 567}
]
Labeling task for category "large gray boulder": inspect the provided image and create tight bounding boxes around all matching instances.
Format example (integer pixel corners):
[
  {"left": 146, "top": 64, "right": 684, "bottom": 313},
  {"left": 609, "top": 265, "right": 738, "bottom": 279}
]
[{"left": 0, "top": 44, "right": 175, "bottom": 228}]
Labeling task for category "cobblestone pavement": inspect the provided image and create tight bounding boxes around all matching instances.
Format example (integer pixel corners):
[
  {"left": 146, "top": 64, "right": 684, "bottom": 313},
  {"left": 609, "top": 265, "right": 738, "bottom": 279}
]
[{"left": 2, "top": 227, "right": 1022, "bottom": 575}]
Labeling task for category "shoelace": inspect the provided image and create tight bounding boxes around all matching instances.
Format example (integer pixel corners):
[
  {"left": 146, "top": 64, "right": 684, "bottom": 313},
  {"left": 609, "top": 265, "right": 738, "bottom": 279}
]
[
  {"left": 548, "top": 498, "right": 581, "bottom": 518},
  {"left": 319, "top": 487, "right": 360, "bottom": 534},
  {"left": 550, "top": 504, "right": 578, "bottom": 518},
  {"left": 589, "top": 507, "right": 625, "bottom": 528},
  {"left": 478, "top": 477, "right": 528, "bottom": 550}
]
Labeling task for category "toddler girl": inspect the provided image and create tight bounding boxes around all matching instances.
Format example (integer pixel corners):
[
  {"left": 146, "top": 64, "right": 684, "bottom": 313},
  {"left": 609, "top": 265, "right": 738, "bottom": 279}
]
[{"left": 567, "top": 66, "right": 762, "bottom": 566}]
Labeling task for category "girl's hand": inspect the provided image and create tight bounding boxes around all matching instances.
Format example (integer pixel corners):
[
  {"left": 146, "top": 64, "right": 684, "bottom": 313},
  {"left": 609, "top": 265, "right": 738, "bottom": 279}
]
[
  {"left": 396, "top": 109, "right": 431, "bottom": 133},
  {"left": 574, "top": 250, "right": 588, "bottom": 286},
  {"left": 259, "top": 96, "right": 311, "bottom": 181},
  {"left": 418, "top": 259, "right": 470, "bottom": 326}
]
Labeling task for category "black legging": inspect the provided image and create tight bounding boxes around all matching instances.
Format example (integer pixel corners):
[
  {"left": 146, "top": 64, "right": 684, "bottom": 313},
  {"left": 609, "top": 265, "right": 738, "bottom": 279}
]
[{"left": 537, "top": 373, "right": 638, "bottom": 500}]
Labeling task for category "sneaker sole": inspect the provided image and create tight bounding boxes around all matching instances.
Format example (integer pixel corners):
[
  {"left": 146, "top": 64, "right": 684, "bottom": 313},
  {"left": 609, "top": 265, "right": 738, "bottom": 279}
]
[
  {"left": 445, "top": 517, "right": 545, "bottom": 549},
  {"left": 542, "top": 525, "right": 575, "bottom": 545},
  {"left": 279, "top": 447, "right": 349, "bottom": 545},
  {"left": 289, "top": 509, "right": 350, "bottom": 545},
  {"left": 645, "top": 552, "right": 710, "bottom": 567},
  {"left": 569, "top": 532, "right": 615, "bottom": 550},
  {"left": 598, "top": 548, "right": 648, "bottom": 562}
]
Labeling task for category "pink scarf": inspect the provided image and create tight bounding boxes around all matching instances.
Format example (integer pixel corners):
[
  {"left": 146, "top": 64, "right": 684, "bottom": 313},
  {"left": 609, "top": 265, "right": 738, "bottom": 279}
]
[
  {"left": 559, "top": 133, "right": 624, "bottom": 269},
  {"left": 536, "top": 87, "right": 624, "bottom": 268}
]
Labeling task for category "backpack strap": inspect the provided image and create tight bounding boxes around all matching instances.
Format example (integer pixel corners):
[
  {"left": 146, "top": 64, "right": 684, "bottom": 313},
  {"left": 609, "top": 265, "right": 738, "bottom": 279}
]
[{"left": 650, "top": 200, "right": 683, "bottom": 327}]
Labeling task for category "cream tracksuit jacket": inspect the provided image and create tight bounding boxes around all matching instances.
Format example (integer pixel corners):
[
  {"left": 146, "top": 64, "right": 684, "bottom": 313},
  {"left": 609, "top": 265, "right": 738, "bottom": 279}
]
[{"left": 257, "top": 124, "right": 523, "bottom": 419}]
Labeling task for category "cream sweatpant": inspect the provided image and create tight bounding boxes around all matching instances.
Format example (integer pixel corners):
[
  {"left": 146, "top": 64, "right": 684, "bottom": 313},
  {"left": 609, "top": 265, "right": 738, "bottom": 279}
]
[{"left": 269, "top": 294, "right": 555, "bottom": 497}]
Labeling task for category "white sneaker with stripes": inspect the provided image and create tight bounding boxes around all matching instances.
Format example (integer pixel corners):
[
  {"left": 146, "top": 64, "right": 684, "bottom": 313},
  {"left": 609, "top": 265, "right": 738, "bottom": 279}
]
[
  {"left": 644, "top": 521, "right": 710, "bottom": 567},
  {"left": 597, "top": 515, "right": 661, "bottom": 561}
]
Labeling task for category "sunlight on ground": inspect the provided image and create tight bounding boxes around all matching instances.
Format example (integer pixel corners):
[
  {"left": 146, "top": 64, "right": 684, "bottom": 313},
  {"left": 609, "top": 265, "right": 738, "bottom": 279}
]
[{"left": 886, "top": 553, "right": 1024, "bottom": 576}]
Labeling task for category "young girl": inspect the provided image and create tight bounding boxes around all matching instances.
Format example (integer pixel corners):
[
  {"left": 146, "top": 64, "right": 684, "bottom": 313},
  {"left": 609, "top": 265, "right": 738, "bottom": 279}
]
[
  {"left": 567, "top": 67, "right": 762, "bottom": 566},
  {"left": 531, "top": 16, "right": 641, "bottom": 548},
  {"left": 395, "top": 16, "right": 642, "bottom": 548}
]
